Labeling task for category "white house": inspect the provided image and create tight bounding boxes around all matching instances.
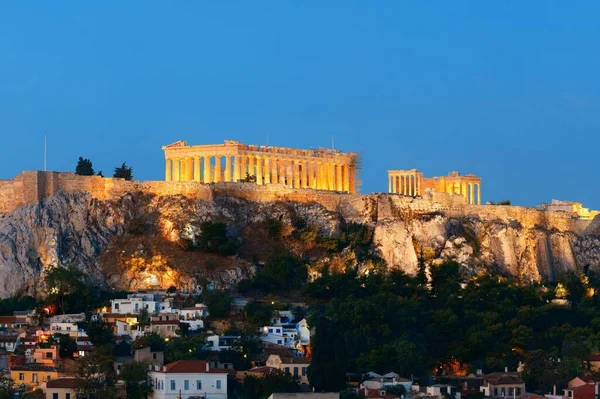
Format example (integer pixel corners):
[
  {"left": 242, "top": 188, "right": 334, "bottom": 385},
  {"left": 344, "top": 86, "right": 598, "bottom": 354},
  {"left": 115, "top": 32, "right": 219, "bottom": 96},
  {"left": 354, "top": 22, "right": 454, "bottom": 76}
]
[
  {"left": 149, "top": 360, "right": 228, "bottom": 399},
  {"left": 50, "top": 322, "right": 86, "bottom": 338},
  {"left": 270, "top": 310, "right": 295, "bottom": 326},
  {"left": 260, "top": 319, "right": 310, "bottom": 351},
  {"left": 205, "top": 335, "right": 241, "bottom": 351},
  {"left": 110, "top": 293, "right": 171, "bottom": 315},
  {"left": 0, "top": 335, "right": 19, "bottom": 352},
  {"left": 179, "top": 304, "right": 209, "bottom": 320},
  {"left": 361, "top": 372, "right": 412, "bottom": 393}
]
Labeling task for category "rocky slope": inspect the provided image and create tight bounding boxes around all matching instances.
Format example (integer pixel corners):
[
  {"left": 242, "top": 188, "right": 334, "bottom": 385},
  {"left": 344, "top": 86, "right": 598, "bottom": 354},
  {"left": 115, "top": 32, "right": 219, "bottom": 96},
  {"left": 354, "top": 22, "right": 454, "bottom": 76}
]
[{"left": 1, "top": 190, "right": 600, "bottom": 298}]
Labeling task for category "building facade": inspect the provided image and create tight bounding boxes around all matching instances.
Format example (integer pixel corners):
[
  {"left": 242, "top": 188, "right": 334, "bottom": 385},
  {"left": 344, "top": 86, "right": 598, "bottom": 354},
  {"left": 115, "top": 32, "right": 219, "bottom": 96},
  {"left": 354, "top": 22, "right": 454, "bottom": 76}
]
[
  {"left": 149, "top": 360, "right": 228, "bottom": 399},
  {"left": 163, "top": 140, "right": 359, "bottom": 193},
  {"left": 388, "top": 169, "right": 482, "bottom": 205}
]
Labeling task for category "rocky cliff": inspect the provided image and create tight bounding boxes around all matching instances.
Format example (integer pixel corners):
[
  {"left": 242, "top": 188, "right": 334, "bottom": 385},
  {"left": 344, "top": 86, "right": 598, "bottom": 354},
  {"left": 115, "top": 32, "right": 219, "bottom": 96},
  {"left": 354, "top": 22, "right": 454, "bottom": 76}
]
[{"left": 1, "top": 190, "right": 600, "bottom": 299}]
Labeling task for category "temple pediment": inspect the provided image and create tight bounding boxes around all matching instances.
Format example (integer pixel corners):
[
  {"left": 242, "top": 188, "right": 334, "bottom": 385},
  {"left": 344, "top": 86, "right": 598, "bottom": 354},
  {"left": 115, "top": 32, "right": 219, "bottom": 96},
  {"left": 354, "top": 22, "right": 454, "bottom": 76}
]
[{"left": 162, "top": 140, "right": 188, "bottom": 149}]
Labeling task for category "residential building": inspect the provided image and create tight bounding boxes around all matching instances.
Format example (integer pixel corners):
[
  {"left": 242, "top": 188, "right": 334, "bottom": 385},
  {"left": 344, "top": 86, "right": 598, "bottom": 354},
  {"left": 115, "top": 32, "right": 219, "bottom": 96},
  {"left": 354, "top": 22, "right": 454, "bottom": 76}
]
[
  {"left": 564, "top": 383, "right": 599, "bottom": 399},
  {"left": 480, "top": 372, "right": 525, "bottom": 399},
  {"left": 149, "top": 360, "right": 228, "bottom": 399},
  {"left": 269, "top": 394, "right": 339, "bottom": 399},
  {"left": 260, "top": 318, "right": 310, "bottom": 352},
  {"left": 0, "top": 315, "right": 26, "bottom": 329},
  {"left": 135, "top": 346, "right": 165, "bottom": 367},
  {"left": 50, "top": 322, "right": 85, "bottom": 338},
  {"left": 265, "top": 354, "right": 310, "bottom": 384},
  {"left": 0, "top": 335, "right": 19, "bottom": 352},
  {"left": 146, "top": 314, "right": 180, "bottom": 338},
  {"left": 110, "top": 293, "right": 171, "bottom": 315},
  {"left": 45, "top": 377, "right": 77, "bottom": 399},
  {"left": 205, "top": 335, "right": 241, "bottom": 352},
  {"left": 10, "top": 364, "right": 67, "bottom": 389},
  {"left": 359, "top": 387, "right": 400, "bottom": 399},
  {"left": 361, "top": 372, "right": 412, "bottom": 393},
  {"left": 179, "top": 304, "right": 209, "bottom": 320}
]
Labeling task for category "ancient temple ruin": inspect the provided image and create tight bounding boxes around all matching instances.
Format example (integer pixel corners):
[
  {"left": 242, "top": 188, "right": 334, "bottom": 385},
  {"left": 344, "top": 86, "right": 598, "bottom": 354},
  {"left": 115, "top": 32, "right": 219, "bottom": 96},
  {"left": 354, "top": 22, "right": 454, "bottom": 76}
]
[
  {"left": 163, "top": 140, "right": 359, "bottom": 193},
  {"left": 388, "top": 169, "right": 482, "bottom": 204}
]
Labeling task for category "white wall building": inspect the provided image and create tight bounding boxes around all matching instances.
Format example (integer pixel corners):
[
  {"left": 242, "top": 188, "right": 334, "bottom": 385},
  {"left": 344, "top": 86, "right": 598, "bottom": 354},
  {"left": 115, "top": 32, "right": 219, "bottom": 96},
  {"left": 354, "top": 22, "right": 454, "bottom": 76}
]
[
  {"left": 110, "top": 293, "right": 171, "bottom": 315},
  {"left": 179, "top": 304, "right": 209, "bottom": 320},
  {"left": 260, "top": 319, "right": 310, "bottom": 350},
  {"left": 149, "top": 360, "right": 228, "bottom": 399},
  {"left": 205, "top": 335, "right": 241, "bottom": 351}
]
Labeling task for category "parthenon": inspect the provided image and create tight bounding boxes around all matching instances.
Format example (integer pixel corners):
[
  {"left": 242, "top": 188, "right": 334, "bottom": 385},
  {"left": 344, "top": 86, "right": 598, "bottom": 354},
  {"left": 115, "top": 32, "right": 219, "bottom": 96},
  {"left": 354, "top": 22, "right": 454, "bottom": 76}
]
[
  {"left": 163, "top": 140, "right": 359, "bottom": 193},
  {"left": 388, "top": 169, "right": 482, "bottom": 204}
]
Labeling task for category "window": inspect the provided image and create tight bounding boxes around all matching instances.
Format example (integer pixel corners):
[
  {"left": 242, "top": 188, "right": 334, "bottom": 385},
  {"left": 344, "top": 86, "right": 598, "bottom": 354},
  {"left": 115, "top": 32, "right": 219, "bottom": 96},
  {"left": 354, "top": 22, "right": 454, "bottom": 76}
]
[
  {"left": 184, "top": 380, "right": 189, "bottom": 390},
  {"left": 516, "top": 388, "right": 522, "bottom": 396},
  {"left": 53, "top": 394, "right": 58, "bottom": 399},
  {"left": 509, "top": 388, "right": 514, "bottom": 396},
  {"left": 46, "top": 352, "right": 53, "bottom": 359},
  {"left": 216, "top": 380, "right": 222, "bottom": 389},
  {"left": 66, "top": 394, "right": 71, "bottom": 399},
  {"left": 294, "top": 367, "right": 299, "bottom": 376},
  {"left": 197, "top": 380, "right": 202, "bottom": 390},
  {"left": 171, "top": 380, "right": 176, "bottom": 391},
  {"left": 268, "top": 328, "right": 274, "bottom": 334},
  {"left": 32, "top": 374, "right": 38, "bottom": 383},
  {"left": 277, "top": 340, "right": 282, "bottom": 345},
  {"left": 153, "top": 353, "right": 157, "bottom": 360},
  {"left": 66, "top": 326, "right": 71, "bottom": 331},
  {"left": 302, "top": 367, "right": 307, "bottom": 376},
  {"left": 285, "top": 367, "right": 290, "bottom": 373},
  {"left": 47, "top": 375, "right": 51, "bottom": 381},
  {"left": 18, "top": 373, "right": 24, "bottom": 381},
  {"left": 115, "top": 303, "right": 120, "bottom": 309},
  {"left": 494, "top": 388, "right": 498, "bottom": 396}
]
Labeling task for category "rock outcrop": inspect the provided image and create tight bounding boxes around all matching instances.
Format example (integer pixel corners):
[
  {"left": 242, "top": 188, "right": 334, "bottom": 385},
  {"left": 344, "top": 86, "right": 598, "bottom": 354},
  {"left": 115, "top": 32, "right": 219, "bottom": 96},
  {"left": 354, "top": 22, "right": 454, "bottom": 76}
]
[{"left": 1, "top": 190, "right": 600, "bottom": 298}]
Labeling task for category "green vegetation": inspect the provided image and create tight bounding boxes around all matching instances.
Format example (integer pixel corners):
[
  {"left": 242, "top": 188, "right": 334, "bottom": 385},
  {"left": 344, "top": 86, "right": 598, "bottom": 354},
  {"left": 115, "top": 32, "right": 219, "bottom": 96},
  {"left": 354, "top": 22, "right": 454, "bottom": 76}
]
[
  {"left": 197, "top": 221, "right": 237, "bottom": 255},
  {"left": 73, "top": 347, "right": 117, "bottom": 398},
  {"left": 253, "top": 254, "right": 308, "bottom": 293},
  {"left": 75, "top": 156, "right": 95, "bottom": 176},
  {"left": 305, "top": 266, "right": 600, "bottom": 392},
  {"left": 121, "top": 361, "right": 153, "bottom": 399},
  {"left": 0, "top": 295, "right": 37, "bottom": 315},
  {"left": 113, "top": 161, "right": 133, "bottom": 180},
  {"left": 203, "top": 289, "right": 232, "bottom": 318},
  {"left": 245, "top": 301, "right": 273, "bottom": 325},
  {"left": 236, "top": 372, "right": 301, "bottom": 399}
]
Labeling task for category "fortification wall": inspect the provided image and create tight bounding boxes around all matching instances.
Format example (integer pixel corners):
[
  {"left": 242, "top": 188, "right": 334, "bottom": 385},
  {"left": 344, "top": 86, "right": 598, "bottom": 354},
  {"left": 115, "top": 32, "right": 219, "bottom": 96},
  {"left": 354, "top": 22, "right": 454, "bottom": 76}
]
[{"left": 0, "top": 170, "right": 594, "bottom": 236}]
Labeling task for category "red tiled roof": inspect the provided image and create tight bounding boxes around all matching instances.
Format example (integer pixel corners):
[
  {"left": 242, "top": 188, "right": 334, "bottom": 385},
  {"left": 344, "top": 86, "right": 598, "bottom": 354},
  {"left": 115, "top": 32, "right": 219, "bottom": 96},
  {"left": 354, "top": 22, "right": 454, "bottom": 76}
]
[
  {"left": 587, "top": 354, "right": 600, "bottom": 361},
  {"left": 360, "top": 388, "right": 400, "bottom": 399},
  {"left": 483, "top": 372, "right": 524, "bottom": 385},
  {"left": 160, "top": 360, "right": 228, "bottom": 374},
  {"left": 0, "top": 316, "right": 17, "bottom": 324},
  {"left": 47, "top": 378, "right": 78, "bottom": 389},
  {"left": 569, "top": 383, "right": 598, "bottom": 399},
  {"left": 281, "top": 356, "right": 311, "bottom": 365}
]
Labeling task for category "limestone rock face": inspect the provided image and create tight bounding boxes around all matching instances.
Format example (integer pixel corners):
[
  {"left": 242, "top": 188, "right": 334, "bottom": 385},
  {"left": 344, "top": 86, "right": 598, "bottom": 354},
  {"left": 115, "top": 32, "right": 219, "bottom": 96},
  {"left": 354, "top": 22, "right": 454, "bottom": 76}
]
[{"left": 1, "top": 190, "right": 600, "bottom": 298}]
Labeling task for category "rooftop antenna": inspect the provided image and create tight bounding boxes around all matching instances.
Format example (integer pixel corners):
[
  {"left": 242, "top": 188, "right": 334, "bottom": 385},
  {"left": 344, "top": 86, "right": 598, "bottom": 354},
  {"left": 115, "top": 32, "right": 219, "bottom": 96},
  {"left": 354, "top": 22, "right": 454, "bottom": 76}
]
[{"left": 44, "top": 131, "right": 47, "bottom": 171}]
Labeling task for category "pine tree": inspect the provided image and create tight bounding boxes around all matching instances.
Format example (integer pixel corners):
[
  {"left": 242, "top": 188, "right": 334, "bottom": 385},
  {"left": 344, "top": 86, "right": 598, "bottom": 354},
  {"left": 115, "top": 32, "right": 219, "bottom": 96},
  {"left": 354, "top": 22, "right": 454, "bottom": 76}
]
[
  {"left": 113, "top": 162, "right": 133, "bottom": 180},
  {"left": 75, "top": 157, "right": 94, "bottom": 176}
]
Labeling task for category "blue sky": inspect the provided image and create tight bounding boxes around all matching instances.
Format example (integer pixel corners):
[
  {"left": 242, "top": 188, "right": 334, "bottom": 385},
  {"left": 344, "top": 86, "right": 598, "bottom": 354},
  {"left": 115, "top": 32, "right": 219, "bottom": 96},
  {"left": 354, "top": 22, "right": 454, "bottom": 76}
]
[{"left": 1, "top": 2, "right": 599, "bottom": 207}]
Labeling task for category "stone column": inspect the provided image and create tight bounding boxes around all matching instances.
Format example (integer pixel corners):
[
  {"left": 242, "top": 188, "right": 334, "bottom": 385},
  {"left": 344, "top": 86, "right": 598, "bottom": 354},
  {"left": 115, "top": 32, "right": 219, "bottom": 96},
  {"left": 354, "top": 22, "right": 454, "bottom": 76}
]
[
  {"left": 292, "top": 161, "right": 299, "bottom": 188},
  {"left": 214, "top": 156, "right": 222, "bottom": 183},
  {"left": 263, "top": 157, "right": 271, "bottom": 184},
  {"left": 248, "top": 156, "right": 255, "bottom": 180},
  {"left": 204, "top": 156, "right": 211, "bottom": 183},
  {"left": 187, "top": 158, "right": 194, "bottom": 181},
  {"left": 224, "top": 156, "right": 231, "bottom": 182},
  {"left": 300, "top": 161, "right": 307, "bottom": 188},
  {"left": 233, "top": 155, "right": 240, "bottom": 183},
  {"left": 388, "top": 175, "right": 392, "bottom": 193},
  {"left": 172, "top": 159, "right": 180, "bottom": 182},
  {"left": 256, "top": 156, "right": 263, "bottom": 184},
  {"left": 477, "top": 183, "right": 481, "bottom": 205},
  {"left": 165, "top": 159, "right": 172, "bottom": 181},
  {"left": 180, "top": 158, "right": 187, "bottom": 182},
  {"left": 194, "top": 157, "right": 200, "bottom": 182},
  {"left": 401, "top": 175, "right": 406, "bottom": 195},
  {"left": 272, "top": 158, "right": 278, "bottom": 183},
  {"left": 343, "top": 165, "right": 350, "bottom": 192},
  {"left": 307, "top": 162, "right": 314, "bottom": 188},
  {"left": 468, "top": 183, "right": 473, "bottom": 204}
]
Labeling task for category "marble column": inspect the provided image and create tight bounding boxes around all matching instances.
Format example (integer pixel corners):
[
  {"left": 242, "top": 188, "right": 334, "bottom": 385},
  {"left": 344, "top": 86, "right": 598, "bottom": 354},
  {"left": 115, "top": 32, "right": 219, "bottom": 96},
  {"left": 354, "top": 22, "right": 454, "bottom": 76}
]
[
  {"left": 469, "top": 183, "right": 474, "bottom": 204},
  {"left": 214, "top": 156, "right": 222, "bottom": 182},
  {"left": 307, "top": 162, "right": 314, "bottom": 188},
  {"left": 203, "top": 156, "right": 211, "bottom": 183},
  {"left": 241, "top": 156, "right": 247, "bottom": 180},
  {"left": 292, "top": 161, "right": 299, "bottom": 188},
  {"left": 279, "top": 159, "right": 286, "bottom": 184},
  {"left": 335, "top": 164, "right": 341, "bottom": 191},
  {"left": 301, "top": 161, "right": 308, "bottom": 188},
  {"left": 193, "top": 157, "right": 200, "bottom": 182},
  {"left": 224, "top": 156, "right": 231, "bottom": 182},
  {"left": 256, "top": 157, "right": 263, "bottom": 184},
  {"left": 187, "top": 158, "right": 194, "bottom": 181},
  {"left": 173, "top": 159, "right": 180, "bottom": 182},
  {"left": 233, "top": 156, "right": 240, "bottom": 181},
  {"left": 272, "top": 158, "right": 279, "bottom": 183},
  {"left": 343, "top": 165, "right": 350, "bottom": 192},
  {"left": 165, "top": 159, "right": 172, "bottom": 181},
  {"left": 248, "top": 156, "right": 255, "bottom": 179},
  {"left": 264, "top": 157, "right": 271, "bottom": 184},
  {"left": 477, "top": 184, "right": 481, "bottom": 205}
]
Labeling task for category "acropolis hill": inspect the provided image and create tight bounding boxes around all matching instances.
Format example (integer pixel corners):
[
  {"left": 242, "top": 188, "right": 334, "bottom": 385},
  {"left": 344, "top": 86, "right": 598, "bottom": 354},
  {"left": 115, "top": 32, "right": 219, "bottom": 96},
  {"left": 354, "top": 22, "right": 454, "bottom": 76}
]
[{"left": 0, "top": 140, "right": 600, "bottom": 298}]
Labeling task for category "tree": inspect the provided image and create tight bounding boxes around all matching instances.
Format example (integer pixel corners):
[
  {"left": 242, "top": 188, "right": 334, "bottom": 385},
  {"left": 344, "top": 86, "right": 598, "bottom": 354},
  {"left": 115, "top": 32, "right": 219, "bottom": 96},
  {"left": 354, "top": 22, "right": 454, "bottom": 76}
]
[
  {"left": 73, "top": 347, "right": 116, "bottom": 398},
  {"left": 204, "top": 290, "right": 232, "bottom": 318},
  {"left": 308, "top": 316, "right": 346, "bottom": 392},
  {"left": 245, "top": 301, "right": 273, "bottom": 326},
  {"left": 138, "top": 308, "right": 151, "bottom": 329},
  {"left": 113, "top": 162, "right": 133, "bottom": 180},
  {"left": 237, "top": 372, "right": 300, "bottom": 399},
  {"left": 133, "top": 333, "right": 166, "bottom": 352},
  {"left": 55, "top": 334, "right": 77, "bottom": 359},
  {"left": 198, "top": 221, "right": 237, "bottom": 255},
  {"left": 121, "top": 361, "right": 153, "bottom": 399},
  {"left": 254, "top": 254, "right": 307, "bottom": 293},
  {"left": 75, "top": 157, "right": 95, "bottom": 176},
  {"left": 78, "top": 320, "right": 114, "bottom": 347},
  {"left": 45, "top": 266, "right": 87, "bottom": 314}
]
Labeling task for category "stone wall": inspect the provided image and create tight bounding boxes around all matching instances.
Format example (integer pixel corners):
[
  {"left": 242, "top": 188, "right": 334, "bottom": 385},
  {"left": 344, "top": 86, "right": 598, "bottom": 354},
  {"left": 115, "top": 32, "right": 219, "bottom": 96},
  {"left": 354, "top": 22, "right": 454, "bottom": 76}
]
[{"left": 0, "top": 170, "right": 594, "bottom": 236}]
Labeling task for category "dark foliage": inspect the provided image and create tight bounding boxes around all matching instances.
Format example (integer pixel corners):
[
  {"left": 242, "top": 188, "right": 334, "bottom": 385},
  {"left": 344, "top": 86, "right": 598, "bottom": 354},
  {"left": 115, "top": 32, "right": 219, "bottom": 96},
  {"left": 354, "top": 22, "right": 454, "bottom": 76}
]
[
  {"left": 75, "top": 157, "right": 94, "bottom": 176},
  {"left": 113, "top": 161, "right": 133, "bottom": 180}
]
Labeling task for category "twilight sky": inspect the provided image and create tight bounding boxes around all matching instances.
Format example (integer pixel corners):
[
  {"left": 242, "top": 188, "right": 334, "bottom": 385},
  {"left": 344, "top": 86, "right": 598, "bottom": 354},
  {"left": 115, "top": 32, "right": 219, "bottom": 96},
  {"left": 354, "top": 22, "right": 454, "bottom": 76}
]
[{"left": 1, "top": 2, "right": 599, "bottom": 207}]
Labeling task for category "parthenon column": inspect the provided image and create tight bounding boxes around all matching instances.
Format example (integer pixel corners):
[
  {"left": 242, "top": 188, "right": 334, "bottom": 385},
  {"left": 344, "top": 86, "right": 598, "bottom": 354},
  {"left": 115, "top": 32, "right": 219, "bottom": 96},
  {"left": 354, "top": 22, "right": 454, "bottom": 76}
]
[
  {"left": 194, "top": 157, "right": 201, "bottom": 182},
  {"left": 477, "top": 184, "right": 481, "bottom": 205},
  {"left": 187, "top": 158, "right": 194, "bottom": 181},
  {"left": 271, "top": 158, "right": 278, "bottom": 183},
  {"left": 291, "top": 161, "right": 299, "bottom": 188},
  {"left": 224, "top": 156, "right": 231, "bottom": 182},
  {"left": 165, "top": 159, "right": 172, "bottom": 181},
  {"left": 248, "top": 156, "right": 255, "bottom": 179},
  {"left": 180, "top": 158, "right": 187, "bottom": 182},
  {"left": 256, "top": 157, "right": 263, "bottom": 184},
  {"left": 388, "top": 175, "right": 392, "bottom": 193},
  {"left": 233, "top": 156, "right": 240, "bottom": 181},
  {"left": 264, "top": 157, "right": 271, "bottom": 184},
  {"left": 279, "top": 159, "right": 286, "bottom": 184},
  {"left": 214, "top": 156, "right": 222, "bottom": 182},
  {"left": 343, "top": 165, "right": 350, "bottom": 192},
  {"left": 203, "top": 156, "right": 211, "bottom": 183},
  {"left": 301, "top": 161, "right": 308, "bottom": 188},
  {"left": 469, "top": 183, "right": 474, "bottom": 204},
  {"left": 307, "top": 162, "right": 314, "bottom": 188}
]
